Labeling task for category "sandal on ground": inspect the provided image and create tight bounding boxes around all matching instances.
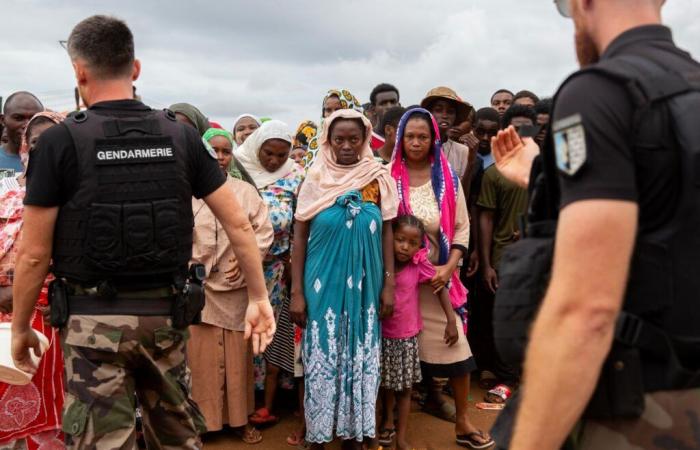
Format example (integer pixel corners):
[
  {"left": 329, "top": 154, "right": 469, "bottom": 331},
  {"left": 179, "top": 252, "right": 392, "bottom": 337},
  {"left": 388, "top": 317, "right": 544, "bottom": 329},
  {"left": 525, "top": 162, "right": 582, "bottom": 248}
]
[
  {"left": 422, "top": 400, "right": 457, "bottom": 423},
  {"left": 377, "top": 428, "right": 396, "bottom": 446},
  {"left": 478, "top": 371, "right": 498, "bottom": 390},
  {"left": 484, "top": 384, "right": 513, "bottom": 404},
  {"left": 249, "top": 407, "right": 279, "bottom": 425},
  {"left": 456, "top": 431, "right": 495, "bottom": 449},
  {"left": 287, "top": 430, "right": 307, "bottom": 447},
  {"left": 233, "top": 425, "right": 263, "bottom": 445}
]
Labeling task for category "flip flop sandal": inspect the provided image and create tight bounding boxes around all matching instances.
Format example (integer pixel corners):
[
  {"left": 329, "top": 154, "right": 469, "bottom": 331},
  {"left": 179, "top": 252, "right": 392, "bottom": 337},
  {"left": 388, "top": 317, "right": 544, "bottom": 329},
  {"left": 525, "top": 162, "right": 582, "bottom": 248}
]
[
  {"left": 423, "top": 400, "right": 457, "bottom": 423},
  {"left": 456, "top": 431, "right": 495, "bottom": 449},
  {"left": 249, "top": 407, "right": 279, "bottom": 425},
  {"left": 234, "top": 426, "right": 263, "bottom": 445},
  {"left": 287, "top": 430, "right": 306, "bottom": 446},
  {"left": 377, "top": 428, "right": 396, "bottom": 446},
  {"left": 484, "top": 384, "right": 512, "bottom": 404}
]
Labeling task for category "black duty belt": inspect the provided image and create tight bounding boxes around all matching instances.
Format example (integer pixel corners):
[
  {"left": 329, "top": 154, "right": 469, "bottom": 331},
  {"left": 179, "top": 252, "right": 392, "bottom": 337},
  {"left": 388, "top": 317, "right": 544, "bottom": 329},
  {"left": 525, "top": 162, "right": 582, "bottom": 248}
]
[{"left": 67, "top": 295, "right": 174, "bottom": 316}]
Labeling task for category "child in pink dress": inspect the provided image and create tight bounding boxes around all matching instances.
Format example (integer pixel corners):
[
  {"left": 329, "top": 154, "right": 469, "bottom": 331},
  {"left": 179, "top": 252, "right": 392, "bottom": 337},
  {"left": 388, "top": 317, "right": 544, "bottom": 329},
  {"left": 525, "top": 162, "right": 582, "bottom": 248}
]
[{"left": 378, "top": 215, "right": 458, "bottom": 450}]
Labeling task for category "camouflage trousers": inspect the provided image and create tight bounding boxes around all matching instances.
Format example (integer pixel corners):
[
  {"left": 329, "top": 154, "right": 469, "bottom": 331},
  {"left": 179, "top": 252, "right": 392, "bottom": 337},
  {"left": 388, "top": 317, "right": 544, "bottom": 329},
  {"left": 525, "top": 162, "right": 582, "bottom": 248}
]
[
  {"left": 60, "top": 315, "right": 207, "bottom": 449},
  {"left": 573, "top": 389, "right": 700, "bottom": 450}
]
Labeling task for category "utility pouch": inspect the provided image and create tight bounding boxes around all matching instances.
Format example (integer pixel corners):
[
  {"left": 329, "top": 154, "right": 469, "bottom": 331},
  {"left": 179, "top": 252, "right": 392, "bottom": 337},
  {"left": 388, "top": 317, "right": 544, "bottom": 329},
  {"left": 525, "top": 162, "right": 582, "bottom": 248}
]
[
  {"left": 584, "top": 344, "right": 645, "bottom": 419},
  {"left": 85, "top": 203, "right": 123, "bottom": 271},
  {"left": 48, "top": 279, "right": 69, "bottom": 328},
  {"left": 123, "top": 202, "right": 156, "bottom": 268}
]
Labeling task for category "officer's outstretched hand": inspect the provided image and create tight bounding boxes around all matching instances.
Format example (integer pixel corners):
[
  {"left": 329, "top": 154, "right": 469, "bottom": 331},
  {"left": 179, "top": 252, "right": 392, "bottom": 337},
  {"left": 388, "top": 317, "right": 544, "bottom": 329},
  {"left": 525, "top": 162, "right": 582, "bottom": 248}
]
[
  {"left": 244, "top": 299, "right": 276, "bottom": 355},
  {"left": 491, "top": 126, "right": 539, "bottom": 188},
  {"left": 11, "top": 327, "right": 43, "bottom": 375}
]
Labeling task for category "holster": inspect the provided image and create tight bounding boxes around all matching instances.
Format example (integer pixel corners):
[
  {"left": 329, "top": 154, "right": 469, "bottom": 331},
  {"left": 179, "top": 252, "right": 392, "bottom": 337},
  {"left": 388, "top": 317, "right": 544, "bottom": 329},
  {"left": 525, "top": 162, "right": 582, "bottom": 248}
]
[
  {"left": 48, "top": 279, "right": 69, "bottom": 328},
  {"left": 171, "top": 283, "right": 205, "bottom": 330}
]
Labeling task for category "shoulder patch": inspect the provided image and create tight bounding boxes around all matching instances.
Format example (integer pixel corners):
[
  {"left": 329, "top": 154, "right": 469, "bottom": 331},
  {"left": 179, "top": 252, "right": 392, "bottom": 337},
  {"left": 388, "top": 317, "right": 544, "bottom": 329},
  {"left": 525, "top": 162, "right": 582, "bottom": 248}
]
[
  {"left": 552, "top": 114, "right": 587, "bottom": 176},
  {"left": 201, "top": 137, "right": 218, "bottom": 160}
]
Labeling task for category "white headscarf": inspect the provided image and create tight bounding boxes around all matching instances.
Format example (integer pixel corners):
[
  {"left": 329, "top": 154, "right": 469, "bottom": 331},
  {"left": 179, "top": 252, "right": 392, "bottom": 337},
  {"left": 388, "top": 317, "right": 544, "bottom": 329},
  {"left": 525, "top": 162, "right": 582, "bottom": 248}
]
[{"left": 236, "top": 120, "right": 295, "bottom": 189}]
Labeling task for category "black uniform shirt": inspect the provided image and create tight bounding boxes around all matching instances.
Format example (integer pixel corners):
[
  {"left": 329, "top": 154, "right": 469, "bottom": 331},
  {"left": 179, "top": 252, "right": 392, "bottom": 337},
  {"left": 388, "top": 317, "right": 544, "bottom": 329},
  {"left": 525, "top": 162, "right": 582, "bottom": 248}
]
[
  {"left": 25, "top": 100, "right": 225, "bottom": 207},
  {"left": 552, "top": 25, "right": 693, "bottom": 233}
]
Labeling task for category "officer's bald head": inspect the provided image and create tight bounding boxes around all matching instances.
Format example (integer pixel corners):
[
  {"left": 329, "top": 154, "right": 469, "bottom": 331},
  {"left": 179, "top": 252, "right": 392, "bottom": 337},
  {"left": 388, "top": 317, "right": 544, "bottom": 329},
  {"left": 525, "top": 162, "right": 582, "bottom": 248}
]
[{"left": 67, "top": 15, "right": 136, "bottom": 80}]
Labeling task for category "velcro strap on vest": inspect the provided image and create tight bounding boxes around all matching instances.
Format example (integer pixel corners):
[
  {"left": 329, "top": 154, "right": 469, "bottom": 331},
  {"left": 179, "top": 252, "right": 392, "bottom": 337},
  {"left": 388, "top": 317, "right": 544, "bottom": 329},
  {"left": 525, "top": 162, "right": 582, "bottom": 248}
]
[
  {"left": 615, "top": 312, "right": 672, "bottom": 360},
  {"left": 67, "top": 295, "right": 174, "bottom": 316}
]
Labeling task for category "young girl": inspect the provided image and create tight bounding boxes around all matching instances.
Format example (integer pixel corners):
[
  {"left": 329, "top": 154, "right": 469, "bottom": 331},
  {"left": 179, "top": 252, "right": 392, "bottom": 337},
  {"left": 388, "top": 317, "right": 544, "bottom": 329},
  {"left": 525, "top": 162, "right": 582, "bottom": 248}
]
[{"left": 378, "top": 215, "right": 458, "bottom": 450}]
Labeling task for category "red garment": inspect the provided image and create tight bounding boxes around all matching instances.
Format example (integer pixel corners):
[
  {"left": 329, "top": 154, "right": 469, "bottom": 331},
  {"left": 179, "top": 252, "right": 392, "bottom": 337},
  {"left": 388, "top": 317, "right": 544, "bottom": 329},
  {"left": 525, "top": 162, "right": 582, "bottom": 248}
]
[
  {"left": 0, "top": 289, "right": 64, "bottom": 449},
  {"left": 370, "top": 131, "right": 385, "bottom": 151}
]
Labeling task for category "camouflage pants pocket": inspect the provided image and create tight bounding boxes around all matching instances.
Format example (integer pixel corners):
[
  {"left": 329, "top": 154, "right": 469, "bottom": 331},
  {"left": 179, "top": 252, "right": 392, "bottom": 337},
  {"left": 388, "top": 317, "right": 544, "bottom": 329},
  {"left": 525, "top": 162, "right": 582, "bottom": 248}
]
[
  {"left": 61, "top": 395, "right": 89, "bottom": 437},
  {"left": 61, "top": 316, "right": 138, "bottom": 449}
]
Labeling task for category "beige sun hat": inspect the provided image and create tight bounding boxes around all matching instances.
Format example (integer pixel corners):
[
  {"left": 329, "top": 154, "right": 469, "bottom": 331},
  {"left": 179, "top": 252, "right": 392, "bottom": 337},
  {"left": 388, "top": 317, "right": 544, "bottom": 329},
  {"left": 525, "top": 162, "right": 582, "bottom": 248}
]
[
  {"left": 420, "top": 86, "right": 473, "bottom": 124},
  {"left": 0, "top": 323, "right": 49, "bottom": 385}
]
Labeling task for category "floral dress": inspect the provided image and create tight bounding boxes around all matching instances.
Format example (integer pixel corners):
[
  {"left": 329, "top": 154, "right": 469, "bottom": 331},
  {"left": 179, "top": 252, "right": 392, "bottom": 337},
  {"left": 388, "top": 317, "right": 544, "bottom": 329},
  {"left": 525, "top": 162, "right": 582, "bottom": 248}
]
[{"left": 256, "top": 164, "right": 305, "bottom": 389}]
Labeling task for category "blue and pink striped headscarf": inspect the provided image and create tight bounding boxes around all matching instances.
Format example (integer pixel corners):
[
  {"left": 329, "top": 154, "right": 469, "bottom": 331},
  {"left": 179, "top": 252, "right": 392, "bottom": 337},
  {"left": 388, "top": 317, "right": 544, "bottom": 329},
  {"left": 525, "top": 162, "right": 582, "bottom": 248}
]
[{"left": 390, "top": 107, "right": 468, "bottom": 331}]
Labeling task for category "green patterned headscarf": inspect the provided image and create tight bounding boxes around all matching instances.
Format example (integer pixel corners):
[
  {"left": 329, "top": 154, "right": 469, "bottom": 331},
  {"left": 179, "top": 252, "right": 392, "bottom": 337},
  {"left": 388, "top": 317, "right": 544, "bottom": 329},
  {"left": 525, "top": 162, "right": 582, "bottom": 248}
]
[
  {"left": 203, "top": 128, "right": 233, "bottom": 145},
  {"left": 202, "top": 127, "right": 256, "bottom": 186}
]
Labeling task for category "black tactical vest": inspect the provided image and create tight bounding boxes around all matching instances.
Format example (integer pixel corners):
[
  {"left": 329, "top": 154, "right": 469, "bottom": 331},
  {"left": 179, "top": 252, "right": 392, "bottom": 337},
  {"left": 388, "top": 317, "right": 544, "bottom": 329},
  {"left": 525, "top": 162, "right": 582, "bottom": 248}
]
[
  {"left": 493, "top": 51, "right": 700, "bottom": 395},
  {"left": 52, "top": 109, "right": 194, "bottom": 287}
]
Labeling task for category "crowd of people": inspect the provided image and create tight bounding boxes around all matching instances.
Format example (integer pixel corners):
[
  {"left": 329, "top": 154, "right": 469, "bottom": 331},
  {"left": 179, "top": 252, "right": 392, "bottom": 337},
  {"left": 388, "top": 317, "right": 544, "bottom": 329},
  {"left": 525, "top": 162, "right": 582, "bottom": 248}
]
[{"left": 0, "top": 80, "right": 552, "bottom": 449}]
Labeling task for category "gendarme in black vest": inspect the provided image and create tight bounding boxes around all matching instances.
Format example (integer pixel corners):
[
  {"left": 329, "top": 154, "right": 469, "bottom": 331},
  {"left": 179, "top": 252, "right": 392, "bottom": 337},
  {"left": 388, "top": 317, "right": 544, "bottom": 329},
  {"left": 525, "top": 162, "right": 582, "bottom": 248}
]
[{"left": 52, "top": 109, "right": 194, "bottom": 288}]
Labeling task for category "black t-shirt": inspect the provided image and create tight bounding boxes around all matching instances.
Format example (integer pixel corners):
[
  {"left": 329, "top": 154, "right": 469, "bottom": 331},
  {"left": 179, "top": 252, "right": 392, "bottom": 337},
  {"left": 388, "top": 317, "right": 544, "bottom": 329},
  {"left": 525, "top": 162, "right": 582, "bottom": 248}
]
[
  {"left": 552, "top": 25, "right": 694, "bottom": 233},
  {"left": 25, "top": 99, "right": 225, "bottom": 206}
]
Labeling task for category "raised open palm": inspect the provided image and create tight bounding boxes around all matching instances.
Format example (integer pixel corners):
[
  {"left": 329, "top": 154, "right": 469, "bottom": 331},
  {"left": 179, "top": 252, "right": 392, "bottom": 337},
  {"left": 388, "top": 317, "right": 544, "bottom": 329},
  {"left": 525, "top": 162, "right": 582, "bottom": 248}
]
[{"left": 491, "top": 126, "right": 540, "bottom": 188}]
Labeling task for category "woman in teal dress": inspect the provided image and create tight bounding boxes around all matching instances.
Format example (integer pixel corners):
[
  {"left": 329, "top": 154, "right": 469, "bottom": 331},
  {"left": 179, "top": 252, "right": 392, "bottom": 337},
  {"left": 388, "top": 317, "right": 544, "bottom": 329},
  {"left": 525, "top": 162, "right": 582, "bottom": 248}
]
[{"left": 290, "top": 109, "right": 399, "bottom": 449}]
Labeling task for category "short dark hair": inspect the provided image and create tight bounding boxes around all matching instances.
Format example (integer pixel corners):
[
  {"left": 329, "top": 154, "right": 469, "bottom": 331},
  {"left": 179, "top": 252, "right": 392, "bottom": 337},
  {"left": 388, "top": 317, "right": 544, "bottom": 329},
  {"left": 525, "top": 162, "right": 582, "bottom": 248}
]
[
  {"left": 379, "top": 106, "right": 407, "bottom": 136},
  {"left": 513, "top": 90, "right": 540, "bottom": 105},
  {"left": 393, "top": 214, "right": 426, "bottom": 241},
  {"left": 534, "top": 98, "right": 553, "bottom": 115},
  {"left": 67, "top": 15, "right": 135, "bottom": 79},
  {"left": 370, "top": 83, "right": 400, "bottom": 106},
  {"left": 502, "top": 104, "right": 537, "bottom": 128},
  {"left": 475, "top": 107, "right": 500, "bottom": 124},
  {"left": 3, "top": 91, "right": 43, "bottom": 114},
  {"left": 490, "top": 89, "right": 514, "bottom": 103}
]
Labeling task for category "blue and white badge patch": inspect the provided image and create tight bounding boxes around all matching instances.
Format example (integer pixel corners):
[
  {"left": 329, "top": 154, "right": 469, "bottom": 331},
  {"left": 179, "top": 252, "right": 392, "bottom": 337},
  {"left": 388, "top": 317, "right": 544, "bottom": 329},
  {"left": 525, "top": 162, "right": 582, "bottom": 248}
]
[
  {"left": 201, "top": 137, "right": 218, "bottom": 160},
  {"left": 553, "top": 114, "right": 587, "bottom": 176}
]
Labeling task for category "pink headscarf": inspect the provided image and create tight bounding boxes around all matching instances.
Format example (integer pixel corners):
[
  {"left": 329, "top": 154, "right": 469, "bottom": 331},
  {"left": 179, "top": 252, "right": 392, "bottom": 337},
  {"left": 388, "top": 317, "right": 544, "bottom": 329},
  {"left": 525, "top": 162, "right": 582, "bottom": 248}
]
[
  {"left": 295, "top": 109, "right": 398, "bottom": 222},
  {"left": 390, "top": 108, "right": 468, "bottom": 329},
  {"left": 0, "top": 111, "right": 65, "bottom": 285}
]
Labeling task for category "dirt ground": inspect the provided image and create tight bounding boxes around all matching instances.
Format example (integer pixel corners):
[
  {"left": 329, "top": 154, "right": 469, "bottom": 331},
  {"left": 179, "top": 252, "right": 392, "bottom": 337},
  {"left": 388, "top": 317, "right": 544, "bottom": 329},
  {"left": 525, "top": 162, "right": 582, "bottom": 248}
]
[{"left": 203, "top": 381, "right": 500, "bottom": 450}]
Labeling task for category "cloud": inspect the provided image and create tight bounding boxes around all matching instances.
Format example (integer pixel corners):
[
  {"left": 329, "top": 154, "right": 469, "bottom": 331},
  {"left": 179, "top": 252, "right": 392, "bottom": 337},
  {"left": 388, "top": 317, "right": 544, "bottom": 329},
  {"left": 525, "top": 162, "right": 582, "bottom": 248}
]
[{"left": 1, "top": 0, "right": 698, "bottom": 129}]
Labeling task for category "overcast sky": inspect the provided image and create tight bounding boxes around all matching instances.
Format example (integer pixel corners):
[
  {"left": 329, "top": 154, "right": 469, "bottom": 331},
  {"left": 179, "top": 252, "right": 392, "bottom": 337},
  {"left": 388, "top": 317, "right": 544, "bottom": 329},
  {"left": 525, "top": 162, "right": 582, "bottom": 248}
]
[{"left": 2, "top": 0, "right": 698, "bottom": 128}]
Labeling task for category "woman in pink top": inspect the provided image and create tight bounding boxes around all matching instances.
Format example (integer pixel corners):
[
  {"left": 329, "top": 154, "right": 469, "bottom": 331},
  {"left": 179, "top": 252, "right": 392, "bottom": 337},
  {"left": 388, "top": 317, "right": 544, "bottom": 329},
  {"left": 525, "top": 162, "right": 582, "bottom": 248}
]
[{"left": 378, "top": 215, "right": 457, "bottom": 450}]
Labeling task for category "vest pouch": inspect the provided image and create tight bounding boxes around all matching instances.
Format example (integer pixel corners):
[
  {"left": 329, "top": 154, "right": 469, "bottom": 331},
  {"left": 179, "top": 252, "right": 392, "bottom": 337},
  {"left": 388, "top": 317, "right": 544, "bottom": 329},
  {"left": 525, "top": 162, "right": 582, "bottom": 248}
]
[
  {"left": 584, "top": 344, "right": 645, "bottom": 419},
  {"left": 153, "top": 199, "right": 180, "bottom": 265},
  {"left": 123, "top": 203, "right": 158, "bottom": 268},
  {"left": 494, "top": 232, "right": 555, "bottom": 367},
  {"left": 85, "top": 203, "right": 123, "bottom": 271}
]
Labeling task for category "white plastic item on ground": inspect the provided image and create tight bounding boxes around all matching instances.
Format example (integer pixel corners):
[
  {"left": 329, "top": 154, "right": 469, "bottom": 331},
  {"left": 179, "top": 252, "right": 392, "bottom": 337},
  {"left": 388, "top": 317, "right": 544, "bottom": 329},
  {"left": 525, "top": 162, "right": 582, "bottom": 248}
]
[{"left": 0, "top": 322, "right": 49, "bottom": 385}]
